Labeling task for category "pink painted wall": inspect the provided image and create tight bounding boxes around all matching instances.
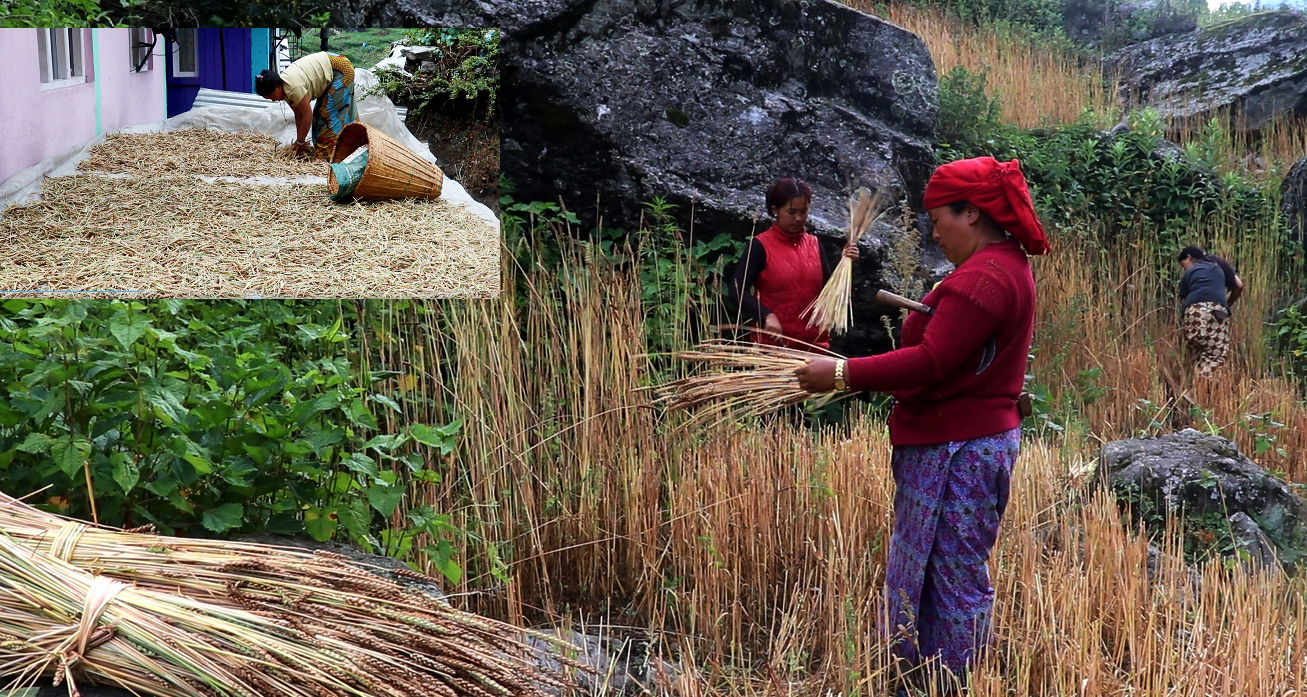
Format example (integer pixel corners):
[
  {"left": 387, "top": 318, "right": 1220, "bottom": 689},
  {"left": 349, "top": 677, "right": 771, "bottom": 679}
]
[
  {"left": 97, "top": 29, "right": 168, "bottom": 134},
  {"left": 0, "top": 29, "right": 166, "bottom": 188}
]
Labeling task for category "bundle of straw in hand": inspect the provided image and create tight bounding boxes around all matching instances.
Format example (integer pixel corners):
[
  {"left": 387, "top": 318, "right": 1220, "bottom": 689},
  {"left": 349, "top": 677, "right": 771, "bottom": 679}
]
[
  {"left": 0, "top": 492, "right": 587, "bottom": 697},
  {"left": 803, "top": 187, "right": 893, "bottom": 335},
  {"left": 647, "top": 338, "right": 846, "bottom": 426}
]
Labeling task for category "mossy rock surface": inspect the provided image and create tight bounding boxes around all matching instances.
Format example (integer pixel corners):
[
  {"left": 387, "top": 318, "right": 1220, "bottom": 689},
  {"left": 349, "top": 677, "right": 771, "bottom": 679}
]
[
  {"left": 1100, "top": 428, "right": 1307, "bottom": 573},
  {"left": 1106, "top": 9, "right": 1307, "bottom": 131}
]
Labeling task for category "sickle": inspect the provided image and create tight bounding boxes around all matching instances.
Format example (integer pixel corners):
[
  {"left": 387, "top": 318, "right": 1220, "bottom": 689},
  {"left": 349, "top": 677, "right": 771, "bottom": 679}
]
[{"left": 976, "top": 335, "right": 997, "bottom": 374}]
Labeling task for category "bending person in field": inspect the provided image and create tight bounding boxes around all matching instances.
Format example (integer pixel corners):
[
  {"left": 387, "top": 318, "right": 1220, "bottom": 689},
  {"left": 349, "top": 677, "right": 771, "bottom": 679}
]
[
  {"left": 255, "top": 52, "right": 360, "bottom": 160},
  {"left": 729, "top": 176, "right": 859, "bottom": 350},
  {"left": 1176, "top": 245, "right": 1243, "bottom": 379},
  {"left": 795, "top": 156, "right": 1049, "bottom": 695}
]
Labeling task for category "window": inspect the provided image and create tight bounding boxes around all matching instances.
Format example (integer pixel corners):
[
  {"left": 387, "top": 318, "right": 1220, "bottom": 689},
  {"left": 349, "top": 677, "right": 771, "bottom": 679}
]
[
  {"left": 130, "top": 28, "right": 153, "bottom": 72},
  {"left": 171, "top": 28, "right": 197, "bottom": 78},
  {"left": 37, "top": 29, "right": 87, "bottom": 88}
]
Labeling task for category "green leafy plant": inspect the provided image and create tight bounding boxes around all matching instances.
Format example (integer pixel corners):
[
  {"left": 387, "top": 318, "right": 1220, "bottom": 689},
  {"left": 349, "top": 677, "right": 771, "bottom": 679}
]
[
  {"left": 1272, "top": 302, "right": 1307, "bottom": 383},
  {"left": 0, "top": 299, "right": 464, "bottom": 580},
  {"left": 374, "top": 28, "right": 500, "bottom": 117},
  {"left": 0, "top": 0, "right": 110, "bottom": 26},
  {"left": 935, "top": 66, "right": 1006, "bottom": 154}
]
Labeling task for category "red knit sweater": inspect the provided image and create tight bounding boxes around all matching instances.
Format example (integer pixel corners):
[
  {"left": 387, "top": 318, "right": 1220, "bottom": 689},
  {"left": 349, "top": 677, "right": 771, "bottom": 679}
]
[{"left": 846, "top": 239, "right": 1035, "bottom": 446}]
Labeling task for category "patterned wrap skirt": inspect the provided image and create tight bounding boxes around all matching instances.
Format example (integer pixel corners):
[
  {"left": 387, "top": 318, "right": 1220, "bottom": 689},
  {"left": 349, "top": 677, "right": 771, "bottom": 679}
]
[
  {"left": 1182, "top": 301, "right": 1231, "bottom": 379},
  {"left": 311, "top": 53, "right": 359, "bottom": 160},
  {"left": 883, "top": 426, "right": 1021, "bottom": 681}
]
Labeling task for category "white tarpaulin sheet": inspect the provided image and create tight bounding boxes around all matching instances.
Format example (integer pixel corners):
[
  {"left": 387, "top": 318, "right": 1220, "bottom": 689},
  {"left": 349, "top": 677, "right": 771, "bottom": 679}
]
[{"left": 0, "top": 69, "right": 499, "bottom": 230}]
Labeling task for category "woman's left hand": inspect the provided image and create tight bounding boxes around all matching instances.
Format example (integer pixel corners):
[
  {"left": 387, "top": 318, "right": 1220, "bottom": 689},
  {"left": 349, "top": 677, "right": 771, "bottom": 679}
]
[
  {"left": 795, "top": 357, "right": 838, "bottom": 393},
  {"left": 842, "top": 243, "right": 860, "bottom": 260},
  {"left": 294, "top": 142, "right": 314, "bottom": 159}
]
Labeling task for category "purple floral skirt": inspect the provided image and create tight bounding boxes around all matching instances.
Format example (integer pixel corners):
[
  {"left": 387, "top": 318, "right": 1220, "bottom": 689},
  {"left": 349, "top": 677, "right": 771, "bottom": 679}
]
[{"left": 882, "top": 427, "right": 1020, "bottom": 678}]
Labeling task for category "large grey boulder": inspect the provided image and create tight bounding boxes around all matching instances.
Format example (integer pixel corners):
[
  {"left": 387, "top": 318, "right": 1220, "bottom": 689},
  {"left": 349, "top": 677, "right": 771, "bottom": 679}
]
[
  {"left": 343, "top": 0, "right": 945, "bottom": 356},
  {"left": 334, "top": 0, "right": 950, "bottom": 355},
  {"left": 529, "top": 630, "right": 680, "bottom": 696},
  {"left": 1106, "top": 10, "right": 1307, "bottom": 132},
  {"left": 1099, "top": 428, "right": 1307, "bottom": 574},
  {"left": 498, "top": 0, "right": 940, "bottom": 236},
  {"left": 1282, "top": 156, "right": 1307, "bottom": 247},
  {"left": 335, "top": 0, "right": 553, "bottom": 31},
  {"left": 1063, "top": 0, "right": 1197, "bottom": 48}
]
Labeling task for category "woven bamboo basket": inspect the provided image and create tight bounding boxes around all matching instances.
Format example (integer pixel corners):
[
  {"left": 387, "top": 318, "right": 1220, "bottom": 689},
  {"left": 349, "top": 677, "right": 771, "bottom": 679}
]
[{"left": 329, "top": 122, "right": 443, "bottom": 201}]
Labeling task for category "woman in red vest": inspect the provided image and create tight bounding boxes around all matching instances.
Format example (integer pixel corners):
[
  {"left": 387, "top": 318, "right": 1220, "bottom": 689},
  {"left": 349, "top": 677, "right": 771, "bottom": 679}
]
[
  {"left": 730, "top": 177, "right": 860, "bottom": 349},
  {"left": 796, "top": 157, "right": 1049, "bottom": 695}
]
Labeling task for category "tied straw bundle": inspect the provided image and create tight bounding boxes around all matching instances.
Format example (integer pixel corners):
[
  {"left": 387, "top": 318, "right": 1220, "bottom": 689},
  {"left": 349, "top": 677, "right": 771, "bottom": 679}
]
[
  {"left": 0, "top": 492, "right": 588, "bottom": 697},
  {"left": 802, "top": 187, "right": 894, "bottom": 335},
  {"left": 646, "top": 336, "right": 847, "bottom": 427}
]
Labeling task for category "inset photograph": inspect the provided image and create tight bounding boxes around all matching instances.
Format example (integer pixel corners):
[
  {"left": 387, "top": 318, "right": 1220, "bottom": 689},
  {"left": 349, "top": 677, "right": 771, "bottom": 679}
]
[{"left": 0, "top": 28, "right": 501, "bottom": 298}]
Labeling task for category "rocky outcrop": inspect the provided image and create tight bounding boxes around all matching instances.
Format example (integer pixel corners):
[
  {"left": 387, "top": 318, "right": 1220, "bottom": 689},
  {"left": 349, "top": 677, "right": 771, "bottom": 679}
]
[
  {"left": 530, "top": 630, "right": 680, "bottom": 696},
  {"left": 1282, "top": 156, "right": 1307, "bottom": 247},
  {"left": 1064, "top": 0, "right": 1197, "bottom": 48},
  {"left": 1099, "top": 428, "right": 1307, "bottom": 575},
  {"left": 1106, "top": 10, "right": 1307, "bottom": 132},
  {"left": 343, "top": 0, "right": 946, "bottom": 356},
  {"left": 498, "top": 0, "right": 939, "bottom": 236},
  {"left": 335, "top": 0, "right": 548, "bottom": 32}
]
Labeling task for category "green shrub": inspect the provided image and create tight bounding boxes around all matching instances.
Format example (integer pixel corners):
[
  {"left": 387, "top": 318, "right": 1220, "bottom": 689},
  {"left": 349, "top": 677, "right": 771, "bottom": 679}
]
[
  {"left": 0, "top": 0, "right": 109, "bottom": 26},
  {"left": 1272, "top": 301, "right": 1307, "bottom": 383},
  {"left": 375, "top": 28, "right": 500, "bottom": 117},
  {"left": 935, "top": 66, "right": 1008, "bottom": 153},
  {"left": 937, "top": 107, "right": 1271, "bottom": 278},
  {"left": 0, "top": 299, "right": 463, "bottom": 579}
]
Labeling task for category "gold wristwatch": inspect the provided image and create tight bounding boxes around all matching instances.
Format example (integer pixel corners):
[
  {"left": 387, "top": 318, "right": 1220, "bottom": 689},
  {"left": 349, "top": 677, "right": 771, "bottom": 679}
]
[{"left": 834, "top": 359, "right": 847, "bottom": 391}]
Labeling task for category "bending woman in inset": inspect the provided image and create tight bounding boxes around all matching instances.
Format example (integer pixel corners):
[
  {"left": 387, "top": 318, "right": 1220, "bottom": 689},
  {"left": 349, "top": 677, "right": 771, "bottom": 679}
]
[
  {"left": 256, "top": 52, "right": 359, "bottom": 160},
  {"left": 796, "top": 156, "right": 1049, "bottom": 693}
]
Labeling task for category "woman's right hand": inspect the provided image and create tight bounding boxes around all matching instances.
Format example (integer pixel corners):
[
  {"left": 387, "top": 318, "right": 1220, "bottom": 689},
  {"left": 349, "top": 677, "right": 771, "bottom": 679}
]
[{"left": 764, "top": 313, "right": 783, "bottom": 335}]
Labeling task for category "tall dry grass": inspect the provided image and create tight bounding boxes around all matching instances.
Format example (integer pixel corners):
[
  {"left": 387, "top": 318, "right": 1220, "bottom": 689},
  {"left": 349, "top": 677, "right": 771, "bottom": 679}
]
[
  {"left": 342, "top": 208, "right": 1307, "bottom": 694},
  {"left": 1027, "top": 207, "right": 1307, "bottom": 479},
  {"left": 843, "top": 2, "right": 1120, "bottom": 128},
  {"left": 1169, "top": 108, "right": 1307, "bottom": 184}
]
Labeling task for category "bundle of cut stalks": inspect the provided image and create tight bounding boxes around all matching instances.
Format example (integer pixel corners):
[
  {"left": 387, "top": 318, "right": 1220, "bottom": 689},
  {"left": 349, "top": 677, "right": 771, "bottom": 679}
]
[
  {"left": 803, "top": 187, "right": 893, "bottom": 335},
  {"left": 647, "top": 338, "right": 845, "bottom": 426},
  {"left": 0, "top": 492, "right": 587, "bottom": 697}
]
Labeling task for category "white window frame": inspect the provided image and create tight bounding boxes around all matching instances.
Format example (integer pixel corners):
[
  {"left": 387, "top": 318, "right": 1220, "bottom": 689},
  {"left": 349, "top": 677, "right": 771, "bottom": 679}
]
[
  {"left": 171, "top": 28, "right": 198, "bottom": 78},
  {"left": 130, "top": 28, "right": 153, "bottom": 72},
  {"left": 37, "top": 29, "right": 87, "bottom": 91}
]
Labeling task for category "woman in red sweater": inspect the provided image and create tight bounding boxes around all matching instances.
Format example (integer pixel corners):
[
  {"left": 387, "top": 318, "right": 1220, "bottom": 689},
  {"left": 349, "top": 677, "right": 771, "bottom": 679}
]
[
  {"left": 730, "top": 177, "right": 859, "bottom": 348},
  {"left": 796, "top": 157, "right": 1049, "bottom": 692}
]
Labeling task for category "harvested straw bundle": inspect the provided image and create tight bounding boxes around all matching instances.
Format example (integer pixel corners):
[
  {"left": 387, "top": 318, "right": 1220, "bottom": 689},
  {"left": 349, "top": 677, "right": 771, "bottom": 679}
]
[
  {"left": 803, "top": 187, "right": 892, "bottom": 335},
  {"left": 78, "top": 129, "right": 325, "bottom": 180},
  {"left": 0, "top": 493, "right": 585, "bottom": 697},
  {"left": 0, "top": 174, "right": 499, "bottom": 298},
  {"left": 648, "top": 338, "right": 845, "bottom": 426}
]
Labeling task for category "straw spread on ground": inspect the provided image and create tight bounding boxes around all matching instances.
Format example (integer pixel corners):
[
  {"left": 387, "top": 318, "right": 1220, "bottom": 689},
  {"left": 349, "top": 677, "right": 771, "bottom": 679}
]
[
  {"left": 0, "top": 492, "right": 588, "bottom": 697},
  {"left": 0, "top": 174, "right": 498, "bottom": 298},
  {"left": 646, "top": 338, "right": 846, "bottom": 428},
  {"left": 803, "top": 187, "right": 894, "bottom": 335},
  {"left": 77, "top": 129, "right": 326, "bottom": 180},
  {"left": 1, "top": 129, "right": 497, "bottom": 298}
]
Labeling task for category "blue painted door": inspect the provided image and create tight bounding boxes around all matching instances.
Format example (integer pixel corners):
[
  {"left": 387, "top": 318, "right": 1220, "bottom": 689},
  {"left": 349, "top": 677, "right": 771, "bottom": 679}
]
[{"left": 166, "top": 29, "right": 254, "bottom": 117}]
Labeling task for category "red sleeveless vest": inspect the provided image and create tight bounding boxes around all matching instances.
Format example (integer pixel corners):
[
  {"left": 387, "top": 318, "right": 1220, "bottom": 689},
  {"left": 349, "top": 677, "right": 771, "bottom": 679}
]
[{"left": 753, "top": 224, "right": 828, "bottom": 349}]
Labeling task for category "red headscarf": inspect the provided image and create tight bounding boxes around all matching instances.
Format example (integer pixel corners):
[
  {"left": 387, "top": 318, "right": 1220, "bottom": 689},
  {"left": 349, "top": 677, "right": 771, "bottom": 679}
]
[{"left": 922, "top": 157, "right": 1050, "bottom": 255}]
